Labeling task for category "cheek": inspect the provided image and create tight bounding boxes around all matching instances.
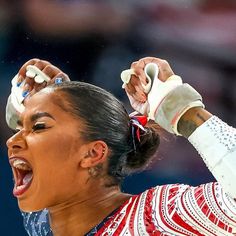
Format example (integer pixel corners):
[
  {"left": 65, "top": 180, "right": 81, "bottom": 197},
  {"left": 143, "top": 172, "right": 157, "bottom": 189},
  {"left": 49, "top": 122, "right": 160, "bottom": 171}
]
[
  {"left": 27, "top": 132, "right": 82, "bottom": 178},
  {"left": 26, "top": 133, "right": 83, "bottom": 206}
]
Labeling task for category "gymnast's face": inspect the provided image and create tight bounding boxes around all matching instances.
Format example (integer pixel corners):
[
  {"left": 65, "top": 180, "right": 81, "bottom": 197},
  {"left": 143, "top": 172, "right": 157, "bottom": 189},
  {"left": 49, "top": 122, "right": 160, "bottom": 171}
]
[{"left": 7, "top": 91, "right": 90, "bottom": 211}]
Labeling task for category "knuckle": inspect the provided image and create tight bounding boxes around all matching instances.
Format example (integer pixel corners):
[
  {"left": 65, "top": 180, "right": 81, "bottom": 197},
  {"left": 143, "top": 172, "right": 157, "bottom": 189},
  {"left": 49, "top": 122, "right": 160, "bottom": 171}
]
[
  {"left": 159, "top": 59, "right": 169, "bottom": 67},
  {"left": 34, "top": 60, "right": 45, "bottom": 69},
  {"left": 28, "top": 58, "right": 40, "bottom": 64},
  {"left": 131, "top": 61, "right": 138, "bottom": 68},
  {"left": 44, "top": 65, "right": 53, "bottom": 73}
]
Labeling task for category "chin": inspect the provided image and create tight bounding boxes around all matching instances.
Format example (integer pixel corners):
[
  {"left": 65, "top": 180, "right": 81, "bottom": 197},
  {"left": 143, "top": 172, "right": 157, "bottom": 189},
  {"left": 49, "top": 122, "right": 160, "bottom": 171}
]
[{"left": 18, "top": 198, "right": 46, "bottom": 212}]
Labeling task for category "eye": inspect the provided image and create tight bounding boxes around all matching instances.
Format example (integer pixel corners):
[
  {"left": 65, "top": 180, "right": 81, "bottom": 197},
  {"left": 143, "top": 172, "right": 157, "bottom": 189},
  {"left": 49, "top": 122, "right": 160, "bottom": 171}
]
[{"left": 32, "top": 122, "right": 46, "bottom": 132}]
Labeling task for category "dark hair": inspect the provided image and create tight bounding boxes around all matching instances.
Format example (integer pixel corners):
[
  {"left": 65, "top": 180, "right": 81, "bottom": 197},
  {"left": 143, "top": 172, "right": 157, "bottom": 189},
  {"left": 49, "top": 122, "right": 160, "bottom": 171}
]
[{"left": 48, "top": 81, "right": 160, "bottom": 185}]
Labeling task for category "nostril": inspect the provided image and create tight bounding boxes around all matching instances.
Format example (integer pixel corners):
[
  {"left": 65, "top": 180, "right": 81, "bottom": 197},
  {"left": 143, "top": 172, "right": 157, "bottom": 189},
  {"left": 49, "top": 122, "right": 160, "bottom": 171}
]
[
  {"left": 6, "top": 131, "right": 26, "bottom": 149},
  {"left": 7, "top": 139, "right": 25, "bottom": 150},
  {"left": 12, "top": 144, "right": 23, "bottom": 149}
]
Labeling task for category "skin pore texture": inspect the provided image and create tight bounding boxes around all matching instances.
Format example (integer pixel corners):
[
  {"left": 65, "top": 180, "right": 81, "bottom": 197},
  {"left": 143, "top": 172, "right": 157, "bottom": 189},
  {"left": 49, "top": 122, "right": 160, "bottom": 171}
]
[{"left": 7, "top": 91, "right": 131, "bottom": 235}]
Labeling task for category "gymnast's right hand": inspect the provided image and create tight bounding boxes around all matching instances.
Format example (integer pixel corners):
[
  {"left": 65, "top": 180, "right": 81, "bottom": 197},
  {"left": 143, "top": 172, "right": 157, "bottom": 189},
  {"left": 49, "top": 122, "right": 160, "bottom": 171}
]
[
  {"left": 6, "top": 58, "right": 70, "bottom": 129},
  {"left": 17, "top": 58, "right": 70, "bottom": 99}
]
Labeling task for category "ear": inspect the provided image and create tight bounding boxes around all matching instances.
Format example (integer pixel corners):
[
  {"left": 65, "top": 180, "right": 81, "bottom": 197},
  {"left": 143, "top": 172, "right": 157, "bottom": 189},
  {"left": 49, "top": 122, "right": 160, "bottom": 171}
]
[{"left": 80, "top": 141, "right": 108, "bottom": 168}]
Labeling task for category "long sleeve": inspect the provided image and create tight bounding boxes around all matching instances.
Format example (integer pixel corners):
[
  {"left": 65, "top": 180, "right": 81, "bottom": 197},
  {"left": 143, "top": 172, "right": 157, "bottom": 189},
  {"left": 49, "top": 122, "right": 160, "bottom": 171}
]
[{"left": 188, "top": 116, "right": 236, "bottom": 198}]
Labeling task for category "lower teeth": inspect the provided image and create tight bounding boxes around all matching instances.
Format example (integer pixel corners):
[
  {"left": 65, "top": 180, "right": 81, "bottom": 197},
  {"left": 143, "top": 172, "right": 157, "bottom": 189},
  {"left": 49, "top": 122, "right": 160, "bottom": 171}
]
[
  {"left": 23, "top": 173, "right": 33, "bottom": 185},
  {"left": 16, "top": 185, "right": 25, "bottom": 190}
]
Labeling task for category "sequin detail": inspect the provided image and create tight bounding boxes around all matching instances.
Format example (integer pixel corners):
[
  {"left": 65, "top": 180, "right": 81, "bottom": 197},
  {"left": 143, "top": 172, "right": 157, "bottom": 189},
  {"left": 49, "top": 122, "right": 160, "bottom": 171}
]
[
  {"left": 22, "top": 209, "right": 52, "bottom": 236},
  {"left": 205, "top": 116, "right": 236, "bottom": 151},
  {"left": 22, "top": 183, "right": 236, "bottom": 235}
]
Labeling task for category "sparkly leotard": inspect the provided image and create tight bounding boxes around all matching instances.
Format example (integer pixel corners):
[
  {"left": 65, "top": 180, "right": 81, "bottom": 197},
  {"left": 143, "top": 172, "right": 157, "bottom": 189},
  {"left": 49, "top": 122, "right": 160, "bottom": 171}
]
[{"left": 22, "top": 116, "right": 236, "bottom": 235}]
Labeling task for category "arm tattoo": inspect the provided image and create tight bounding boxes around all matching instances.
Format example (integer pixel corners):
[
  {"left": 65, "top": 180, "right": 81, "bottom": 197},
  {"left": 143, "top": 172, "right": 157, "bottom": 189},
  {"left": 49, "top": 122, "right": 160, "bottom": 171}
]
[
  {"left": 178, "top": 120, "right": 198, "bottom": 138},
  {"left": 196, "top": 113, "right": 208, "bottom": 123},
  {"left": 178, "top": 112, "right": 207, "bottom": 138}
]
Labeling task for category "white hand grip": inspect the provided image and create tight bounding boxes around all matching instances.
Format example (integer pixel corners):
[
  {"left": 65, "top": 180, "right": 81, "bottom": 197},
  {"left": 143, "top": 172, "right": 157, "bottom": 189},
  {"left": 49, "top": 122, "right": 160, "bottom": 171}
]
[
  {"left": 121, "top": 63, "right": 160, "bottom": 94},
  {"left": 143, "top": 63, "right": 160, "bottom": 93},
  {"left": 26, "top": 65, "right": 50, "bottom": 84},
  {"left": 120, "top": 68, "right": 135, "bottom": 88}
]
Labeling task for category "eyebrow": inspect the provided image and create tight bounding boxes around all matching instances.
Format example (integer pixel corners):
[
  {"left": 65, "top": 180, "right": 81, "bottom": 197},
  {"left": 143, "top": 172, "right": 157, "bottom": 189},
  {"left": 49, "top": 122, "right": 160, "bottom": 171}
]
[{"left": 17, "top": 112, "right": 55, "bottom": 126}]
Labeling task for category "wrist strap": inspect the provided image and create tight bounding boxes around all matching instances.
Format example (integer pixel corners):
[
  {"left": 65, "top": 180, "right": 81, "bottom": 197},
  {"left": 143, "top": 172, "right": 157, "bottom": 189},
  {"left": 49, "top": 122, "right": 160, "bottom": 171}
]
[{"left": 154, "top": 83, "right": 204, "bottom": 135}]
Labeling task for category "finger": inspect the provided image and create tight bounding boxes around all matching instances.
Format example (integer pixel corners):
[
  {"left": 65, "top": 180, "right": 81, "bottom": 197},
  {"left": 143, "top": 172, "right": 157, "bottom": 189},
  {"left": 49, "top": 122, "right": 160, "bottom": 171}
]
[
  {"left": 33, "top": 81, "right": 48, "bottom": 93},
  {"left": 23, "top": 59, "right": 52, "bottom": 83},
  {"left": 125, "top": 82, "right": 136, "bottom": 95},
  {"left": 131, "top": 67, "right": 148, "bottom": 86},
  {"left": 33, "top": 60, "right": 50, "bottom": 72},
  {"left": 30, "top": 64, "right": 59, "bottom": 92},
  {"left": 130, "top": 61, "right": 149, "bottom": 86},
  {"left": 32, "top": 72, "right": 69, "bottom": 92},
  {"left": 144, "top": 58, "right": 174, "bottom": 81},
  {"left": 158, "top": 60, "right": 174, "bottom": 81},
  {"left": 130, "top": 74, "right": 144, "bottom": 89},
  {"left": 21, "top": 83, "right": 31, "bottom": 98},
  {"left": 17, "top": 58, "right": 40, "bottom": 84},
  {"left": 21, "top": 61, "right": 51, "bottom": 94},
  {"left": 41, "top": 65, "right": 61, "bottom": 81},
  {"left": 132, "top": 92, "right": 145, "bottom": 103},
  {"left": 124, "top": 86, "right": 140, "bottom": 102},
  {"left": 19, "top": 59, "right": 51, "bottom": 79},
  {"left": 18, "top": 58, "right": 40, "bottom": 77},
  {"left": 135, "top": 57, "right": 175, "bottom": 82},
  {"left": 25, "top": 60, "right": 50, "bottom": 88},
  {"left": 129, "top": 77, "right": 146, "bottom": 99},
  {"left": 138, "top": 57, "right": 157, "bottom": 65},
  {"left": 125, "top": 82, "right": 146, "bottom": 102},
  {"left": 130, "top": 61, "right": 138, "bottom": 68},
  {"left": 51, "top": 72, "right": 70, "bottom": 84}
]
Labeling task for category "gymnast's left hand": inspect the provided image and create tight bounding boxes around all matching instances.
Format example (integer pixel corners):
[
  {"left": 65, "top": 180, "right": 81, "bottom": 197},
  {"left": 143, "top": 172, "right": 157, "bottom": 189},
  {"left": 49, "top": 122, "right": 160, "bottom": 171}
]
[{"left": 122, "top": 57, "right": 174, "bottom": 115}]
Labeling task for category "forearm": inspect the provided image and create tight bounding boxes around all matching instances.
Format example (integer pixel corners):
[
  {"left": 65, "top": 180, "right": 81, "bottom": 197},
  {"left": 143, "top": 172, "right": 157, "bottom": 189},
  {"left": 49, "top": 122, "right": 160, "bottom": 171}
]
[
  {"left": 187, "top": 114, "right": 236, "bottom": 198},
  {"left": 177, "top": 107, "right": 212, "bottom": 138}
]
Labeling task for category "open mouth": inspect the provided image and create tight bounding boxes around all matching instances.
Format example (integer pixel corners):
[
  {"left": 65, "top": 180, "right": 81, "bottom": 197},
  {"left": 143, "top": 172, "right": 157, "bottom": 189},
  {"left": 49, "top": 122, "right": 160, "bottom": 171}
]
[{"left": 10, "top": 158, "right": 33, "bottom": 197}]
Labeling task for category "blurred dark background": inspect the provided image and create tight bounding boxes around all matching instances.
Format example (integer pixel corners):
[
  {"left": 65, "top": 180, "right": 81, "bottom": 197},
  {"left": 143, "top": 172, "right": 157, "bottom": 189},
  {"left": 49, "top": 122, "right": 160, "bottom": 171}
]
[{"left": 0, "top": 0, "right": 236, "bottom": 235}]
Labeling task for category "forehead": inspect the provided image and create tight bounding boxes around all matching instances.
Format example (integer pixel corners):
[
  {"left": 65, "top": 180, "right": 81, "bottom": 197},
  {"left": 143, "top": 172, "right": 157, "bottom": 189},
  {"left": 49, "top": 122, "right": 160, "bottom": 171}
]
[
  {"left": 22, "top": 91, "right": 73, "bottom": 121},
  {"left": 25, "top": 91, "right": 61, "bottom": 110}
]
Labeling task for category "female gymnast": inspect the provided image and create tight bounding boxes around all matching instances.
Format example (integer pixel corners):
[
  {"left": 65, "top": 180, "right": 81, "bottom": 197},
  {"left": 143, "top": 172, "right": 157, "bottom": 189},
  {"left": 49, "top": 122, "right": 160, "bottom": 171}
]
[{"left": 6, "top": 57, "right": 236, "bottom": 235}]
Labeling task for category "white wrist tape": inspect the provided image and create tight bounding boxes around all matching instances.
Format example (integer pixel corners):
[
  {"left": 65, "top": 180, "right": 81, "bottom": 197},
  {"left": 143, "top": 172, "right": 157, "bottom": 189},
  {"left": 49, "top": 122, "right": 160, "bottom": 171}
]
[
  {"left": 9, "top": 74, "right": 25, "bottom": 113},
  {"left": 155, "top": 84, "right": 204, "bottom": 135},
  {"left": 188, "top": 116, "right": 236, "bottom": 198},
  {"left": 6, "top": 66, "right": 51, "bottom": 129},
  {"left": 6, "top": 74, "right": 25, "bottom": 129},
  {"left": 144, "top": 63, "right": 204, "bottom": 135}
]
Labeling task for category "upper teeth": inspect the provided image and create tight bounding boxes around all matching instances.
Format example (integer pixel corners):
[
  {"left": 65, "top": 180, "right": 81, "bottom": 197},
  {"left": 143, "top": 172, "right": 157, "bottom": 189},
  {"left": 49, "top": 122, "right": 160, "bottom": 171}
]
[{"left": 12, "top": 159, "right": 31, "bottom": 171}]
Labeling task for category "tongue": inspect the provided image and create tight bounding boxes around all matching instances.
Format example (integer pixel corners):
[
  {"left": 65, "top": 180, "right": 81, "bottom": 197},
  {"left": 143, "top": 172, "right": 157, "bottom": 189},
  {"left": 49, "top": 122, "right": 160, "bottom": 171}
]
[{"left": 22, "top": 172, "right": 33, "bottom": 185}]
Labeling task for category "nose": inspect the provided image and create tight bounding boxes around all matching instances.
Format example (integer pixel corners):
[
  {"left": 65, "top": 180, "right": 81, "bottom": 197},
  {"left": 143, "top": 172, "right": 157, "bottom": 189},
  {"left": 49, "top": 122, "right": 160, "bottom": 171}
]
[{"left": 6, "top": 131, "right": 27, "bottom": 152}]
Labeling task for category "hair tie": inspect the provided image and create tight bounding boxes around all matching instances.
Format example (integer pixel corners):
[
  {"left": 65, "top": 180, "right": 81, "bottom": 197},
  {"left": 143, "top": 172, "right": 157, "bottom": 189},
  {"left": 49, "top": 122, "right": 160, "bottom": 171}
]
[{"left": 129, "top": 115, "right": 148, "bottom": 151}]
